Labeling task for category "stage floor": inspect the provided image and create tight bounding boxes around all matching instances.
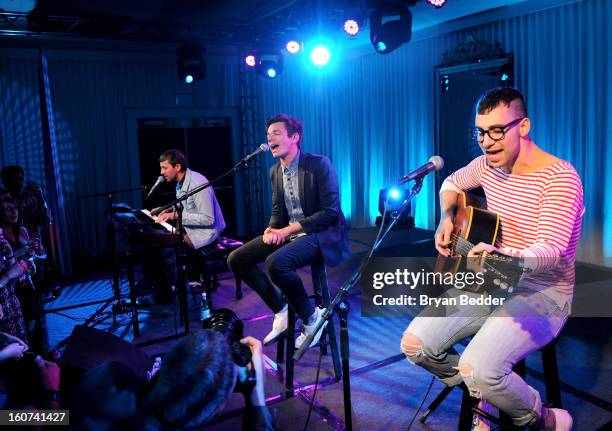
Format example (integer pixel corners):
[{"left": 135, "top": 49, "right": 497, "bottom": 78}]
[{"left": 45, "top": 227, "right": 612, "bottom": 430}]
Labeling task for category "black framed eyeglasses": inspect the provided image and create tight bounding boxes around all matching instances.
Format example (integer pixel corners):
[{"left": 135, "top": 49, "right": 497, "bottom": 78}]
[{"left": 472, "top": 117, "right": 525, "bottom": 143}]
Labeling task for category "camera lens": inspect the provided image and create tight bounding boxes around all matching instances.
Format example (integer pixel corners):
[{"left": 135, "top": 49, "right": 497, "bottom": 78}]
[{"left": 202, "top": 308, "right": 252, "bottom": 367}]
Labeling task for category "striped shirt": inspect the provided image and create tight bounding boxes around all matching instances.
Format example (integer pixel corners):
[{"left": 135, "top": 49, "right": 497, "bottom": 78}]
[{"left": 443, "top": 155, "right": 584, "bottom": 305}]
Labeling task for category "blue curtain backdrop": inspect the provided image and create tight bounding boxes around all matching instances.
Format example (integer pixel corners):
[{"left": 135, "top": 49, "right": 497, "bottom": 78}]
[
  {"left": 0, "top": 0, "right": 610, "bottom": 268},
  {"left": 259, "top": 0, "right": 611, "bottom": 266}
]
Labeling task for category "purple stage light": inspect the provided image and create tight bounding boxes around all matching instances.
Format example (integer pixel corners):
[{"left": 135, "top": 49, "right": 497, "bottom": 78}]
[
  {"left": 245, "top": 54, "right": 256, "bottom": 67},
  {"left": 286, "top": 41, "right": 300, "bottom": 54},
  {"left": 426, "top": 0, "right": 447, "bottom": 8},
  {"left": 343, "top": 19, "right": 360, "bottom": 36}
]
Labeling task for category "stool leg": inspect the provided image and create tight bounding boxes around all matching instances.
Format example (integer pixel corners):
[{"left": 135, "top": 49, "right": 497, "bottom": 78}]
[
  {"left": 285, "top": 307, "right": 295, "bottom": 398},
  {"left": 542, "top": 343, "right": 562, "bottom": 408},
  {"left": 235, "top": 277, "right": 242, "bottom": 300},
  {"left": 458, "top": 389, "right": 478, "bottom": 431},
  {"left": 312, "top": 269, "right": 328, "bottom": 355},
  {"left": 420, "top": 385, "right": 454, "bottom": 423},
  {"left": 318, "top": 268, "right": 342, "bottom": 381},
  {"left": 276, "top": 333, "right": 285, "bottom": 365},
  {"left": 515, "top": 358, "right": 526, "bottom": 378}
]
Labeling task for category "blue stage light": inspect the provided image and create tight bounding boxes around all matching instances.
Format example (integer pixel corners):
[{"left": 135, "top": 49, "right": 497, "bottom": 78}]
[
  {"left": 389, "top": 188, "right": 401, "bottom": 200},
  {"left": 311, "top": 45, "right": 331, "bottom": 67},
  {"left": 266, "top": 68, "right": 277, "bottom": 78},
  {"left": 376, "top": 41, "right": 387, "bottom": 53},
  {"left": 184, "top": 74, "right": 194, "bottom": 84}
]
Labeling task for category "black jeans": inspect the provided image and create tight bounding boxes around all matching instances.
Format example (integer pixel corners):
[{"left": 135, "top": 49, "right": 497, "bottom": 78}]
[{"left": 227, "top": 234, "right": 320, "bottom": 322}]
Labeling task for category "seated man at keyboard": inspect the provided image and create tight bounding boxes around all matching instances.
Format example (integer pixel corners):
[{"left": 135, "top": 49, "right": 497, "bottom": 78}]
[{"left": 149, "top": 149, "right": 226, "bottom": 303}]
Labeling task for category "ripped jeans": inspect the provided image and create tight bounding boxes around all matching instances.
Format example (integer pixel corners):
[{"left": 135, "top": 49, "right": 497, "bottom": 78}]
[{"left": 401, "top": 288, "right": 569, "bottom": 427}]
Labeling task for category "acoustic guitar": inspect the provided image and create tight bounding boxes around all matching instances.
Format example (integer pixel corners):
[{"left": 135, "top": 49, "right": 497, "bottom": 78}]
[{"left": 436, "top": 192, "right": 528, "bottom": 291}]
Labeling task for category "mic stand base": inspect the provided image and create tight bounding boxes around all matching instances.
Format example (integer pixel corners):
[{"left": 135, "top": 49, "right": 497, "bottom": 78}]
[{"left": 339, "top": 300, "right": 353, "bottom": 431}]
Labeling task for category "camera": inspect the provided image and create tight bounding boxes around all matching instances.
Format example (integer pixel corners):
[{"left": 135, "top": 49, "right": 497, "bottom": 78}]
[{"left": 201, "top": 308, "right": 256, "bottom": 393}]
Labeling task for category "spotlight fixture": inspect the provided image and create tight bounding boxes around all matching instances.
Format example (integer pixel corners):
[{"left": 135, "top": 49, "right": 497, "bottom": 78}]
[
  {"left": 343, "top": 19, "right": 360, "bottom": 36},
  {"left": 286, "top": 40, "right": 301, "bottom": 54},
  {"left": 375, "top": 187, "right": 414, "bottom": 228},
  {"left": 310, "top": 45, "right": 331, "bottom": 67},
  {"left": 426, "top": 0, "right": 447, "bottom": 8},
  {"left": 498, "top": 63, "right": 514, "bottom": 84},
  {"left": 369, "top": 5, "right": 413, "bottom": 55},
  {"left": 256, "top": 51, "right": 283, "bottom": 79},
  {"left": 176, "top": 41, "right": 206, "bottom": 83},
  {"left": 245, "top": 54, "right": 256, "bottom": 67}
]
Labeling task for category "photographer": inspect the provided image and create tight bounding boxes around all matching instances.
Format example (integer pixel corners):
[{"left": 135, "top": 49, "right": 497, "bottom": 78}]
[
  {"left": 0, "top": 332, "right": 61, "bottom": 410},
  {"left": 70, "top": 329, "right": 276, "bottom": 430}
]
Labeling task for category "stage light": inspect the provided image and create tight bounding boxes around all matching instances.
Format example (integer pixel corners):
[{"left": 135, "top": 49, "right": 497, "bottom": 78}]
[
  {"left": 266, "top": 68, "right": 277, "bottom": 78},
  {"left": 343, "top": 19, "right": 360, "bottom": 36},
  {"left": 370, "top": 6, "right": 413, "bottom": 55},
  {"left": 245, "top": 54, "right": 256, "bottom": 67},
  {"left": 176, "top": 41, "right": 206, "bottom": 83},
  {"left": 255, "top": 50, "right": 283, "bottom": 79},
  {"left": 389, "top": 187, "right": 401, "bottom": 200},
  {"left": 311, "top": 45, "right": 331, "bottom": 67},
  {"left": 286, "top": 41, "right": 301, "bottom": 54},
  {"left": 376, "top": 187, "right": 414, "bottom": 228},
  {"left": 498, "top": 63, "right": 514, "bottom": 84},
  {"left": 426, "top": 0, "right": 447, "bottom": 8}
]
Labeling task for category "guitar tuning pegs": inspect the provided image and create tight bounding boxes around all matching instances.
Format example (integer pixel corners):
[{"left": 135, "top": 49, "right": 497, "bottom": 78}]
[
  {"left": 493, "top": 278, "right": 501, "bottom": 285},
  {"left": 500, "top": 282, "right": 509, "bottom": 290}
]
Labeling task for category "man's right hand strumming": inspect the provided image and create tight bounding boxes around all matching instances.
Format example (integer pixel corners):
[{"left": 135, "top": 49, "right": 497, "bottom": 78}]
[{"left": 434, "top": 216, "right": 454, "bottom": 256}]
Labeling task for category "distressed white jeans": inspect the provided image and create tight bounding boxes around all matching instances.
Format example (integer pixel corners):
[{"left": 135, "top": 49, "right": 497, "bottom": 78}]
[{"left": 401, "top": 289, "right": 568, "bottom": 427}]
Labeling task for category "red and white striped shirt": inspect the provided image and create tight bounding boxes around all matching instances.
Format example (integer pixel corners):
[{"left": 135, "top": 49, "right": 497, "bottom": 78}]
[
  {"left": 445, "top": 155, "right": 583, "bottom": 260},
  {"left": 444, "top": 155, "right": 584, "bottom": 302}
]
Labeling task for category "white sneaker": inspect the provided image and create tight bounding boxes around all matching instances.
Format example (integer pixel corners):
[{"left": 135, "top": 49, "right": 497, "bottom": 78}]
[
  {"left": 263, "top": 305, "right": 288, "bottom": 345},
  {"left": 549, "top": 408, "right": 573, "bottom": 431},
  {"left": 295, "top": 306, "right": 328, "bottom": 350}
]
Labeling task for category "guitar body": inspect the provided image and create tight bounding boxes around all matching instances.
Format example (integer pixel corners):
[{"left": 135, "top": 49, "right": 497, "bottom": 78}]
[
  {"left": 437, "top": 192, "right": 500, "bottom": 274},
  {"left": 435, "top": 192, "right": 527, "bottom": 291},
  {"left": 453, "top": 192, "right": 500, "bottom": 253}
]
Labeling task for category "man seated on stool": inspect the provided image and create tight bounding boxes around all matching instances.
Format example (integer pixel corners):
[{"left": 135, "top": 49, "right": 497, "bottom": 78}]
[
  {"left": 149, "top": 149, "right": 226, "bottom": 303},
  {"left": 228, "top": 113, "right": 350, "bottom": 350}
]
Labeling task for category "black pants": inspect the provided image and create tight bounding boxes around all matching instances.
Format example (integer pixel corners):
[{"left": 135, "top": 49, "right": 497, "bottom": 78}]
[{"left": 227, "top": 234, "right": 320, "bottom": 322}]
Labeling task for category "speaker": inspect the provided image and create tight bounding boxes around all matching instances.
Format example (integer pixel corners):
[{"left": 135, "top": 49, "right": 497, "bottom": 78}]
[{"left": 62, "top": 325, "right": 153, "bottom": 383}]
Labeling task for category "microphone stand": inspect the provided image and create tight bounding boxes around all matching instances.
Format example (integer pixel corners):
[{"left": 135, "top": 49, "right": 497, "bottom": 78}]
[
  {"left": 148, "top": 154, "right": 265, "bottom": 336},
  {"left": 293, "top": 177, "right": 425, "bottom": 431}
]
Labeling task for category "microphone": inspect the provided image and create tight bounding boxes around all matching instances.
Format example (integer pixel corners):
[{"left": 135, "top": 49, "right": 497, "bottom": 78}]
[
  {"left": 240, "top": 143, "right": 269, "bottom": 164},
  {"left": 397, "top": 156, "right": 445, "bottom": 185},
  {"left": 145, "top": 176, "right": 165, "bottom": 200}
]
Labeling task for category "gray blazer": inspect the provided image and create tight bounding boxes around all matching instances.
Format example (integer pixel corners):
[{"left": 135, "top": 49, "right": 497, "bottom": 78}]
[{"left": 269, "top": 152, "right": 350, "bottom": 267}]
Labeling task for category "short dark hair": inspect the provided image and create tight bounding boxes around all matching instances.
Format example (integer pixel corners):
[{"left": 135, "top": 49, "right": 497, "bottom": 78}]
[
  {"left": 143, "top": 330, "right": 235, "bottom": 429},
  {"left": 475, "top": 87, "right": 527, "bottom": 117},
  {"left": 265, "top": 113, "right": 303, "bottom": 148},
  {"left": 159, "top": 149, "right": 188, "bottom": 172},
  {"left": 1, "top": 165, "right": 24, "bottom": 184}
]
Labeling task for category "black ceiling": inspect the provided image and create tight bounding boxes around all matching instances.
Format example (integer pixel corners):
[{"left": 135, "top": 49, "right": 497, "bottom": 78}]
[{"left": 0, "top": 0, "right": 362, "bottom": 46}]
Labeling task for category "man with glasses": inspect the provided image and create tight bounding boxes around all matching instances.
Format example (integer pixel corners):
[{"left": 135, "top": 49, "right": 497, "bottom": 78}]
[{"left": 401, "top": 88, "right": 583, "bottom": 430}]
